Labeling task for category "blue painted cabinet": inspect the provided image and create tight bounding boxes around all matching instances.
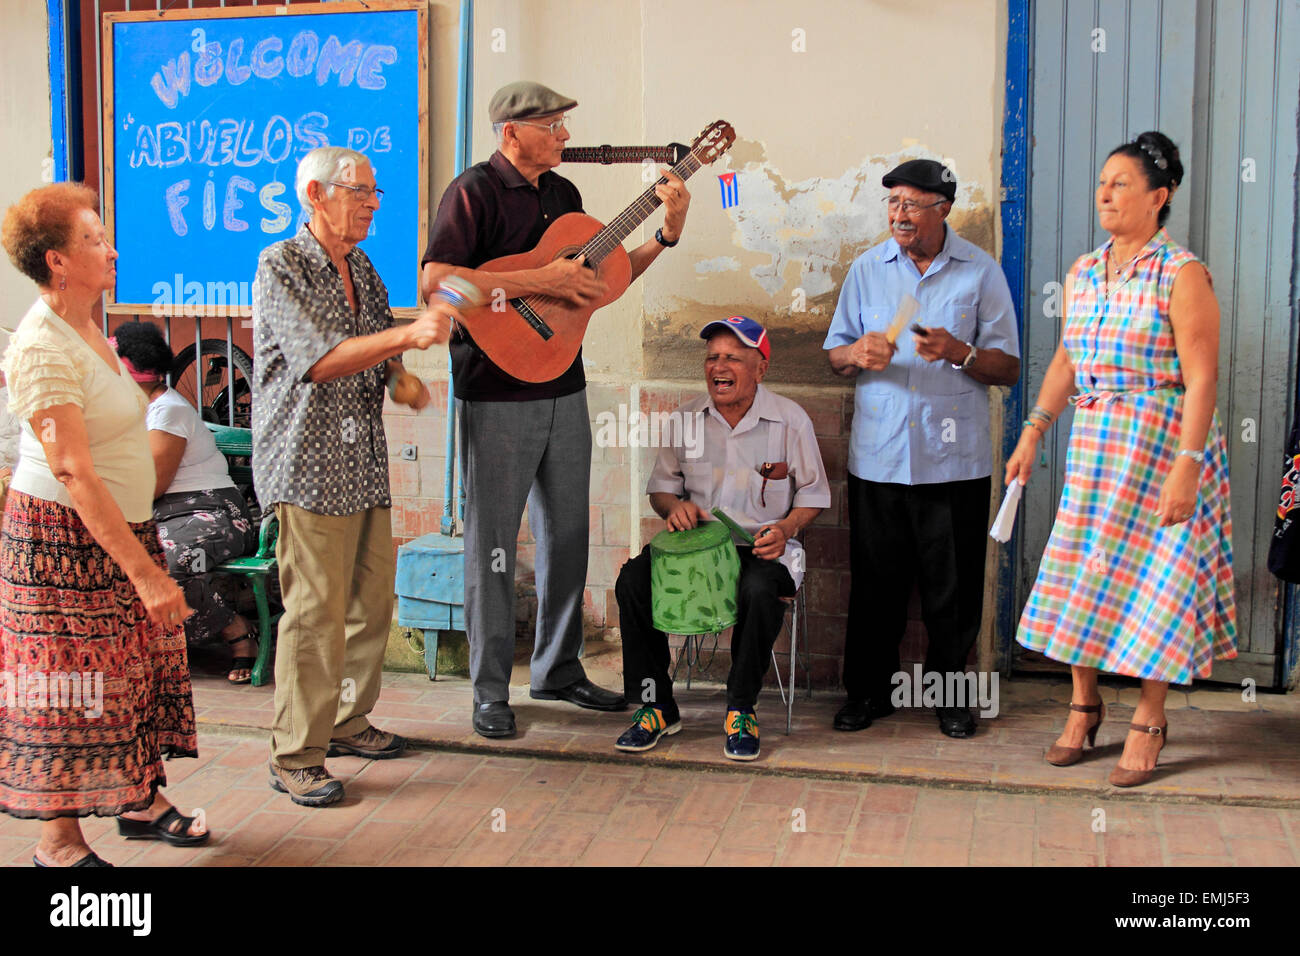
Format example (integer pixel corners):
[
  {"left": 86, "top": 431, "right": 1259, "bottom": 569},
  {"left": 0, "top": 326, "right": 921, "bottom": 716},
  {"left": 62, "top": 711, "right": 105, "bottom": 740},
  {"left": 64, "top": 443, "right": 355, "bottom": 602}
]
[{"left": 395, "top": 533, "right": 467, "bottom": 679}]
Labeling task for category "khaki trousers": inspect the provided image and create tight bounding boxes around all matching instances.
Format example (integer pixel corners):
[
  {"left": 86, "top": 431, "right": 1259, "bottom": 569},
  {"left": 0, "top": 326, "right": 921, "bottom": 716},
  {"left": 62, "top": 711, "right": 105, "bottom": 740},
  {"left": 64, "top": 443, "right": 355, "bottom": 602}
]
[{"left": 270, "top": 503, "right": 394, "bottom": 768}]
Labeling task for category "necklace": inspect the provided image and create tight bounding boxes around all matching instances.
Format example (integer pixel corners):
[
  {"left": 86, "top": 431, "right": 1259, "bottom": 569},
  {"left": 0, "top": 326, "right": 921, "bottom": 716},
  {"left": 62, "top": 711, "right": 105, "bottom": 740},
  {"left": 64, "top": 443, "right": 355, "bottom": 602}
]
[{"left": 1108, "top": 247, "right": 1140, "bottom": 277}]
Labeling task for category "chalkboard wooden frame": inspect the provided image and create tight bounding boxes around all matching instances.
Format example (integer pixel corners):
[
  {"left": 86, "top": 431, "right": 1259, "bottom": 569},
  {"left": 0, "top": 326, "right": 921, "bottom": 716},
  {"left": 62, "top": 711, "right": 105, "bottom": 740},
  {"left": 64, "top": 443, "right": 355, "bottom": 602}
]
[{"left": 100, "top": 0, "right": 428, "bottom": 318}]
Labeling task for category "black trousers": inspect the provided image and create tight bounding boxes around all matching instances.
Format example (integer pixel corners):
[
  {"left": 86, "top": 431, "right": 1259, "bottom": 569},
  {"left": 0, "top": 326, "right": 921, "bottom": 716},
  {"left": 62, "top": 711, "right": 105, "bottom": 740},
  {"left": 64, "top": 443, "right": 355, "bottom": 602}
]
[
  {"left": 842, "top": 475, "right": 991, "bottom": 703},
  {"left": 617, "top": 544, "right": 796, "bottom": 719}
]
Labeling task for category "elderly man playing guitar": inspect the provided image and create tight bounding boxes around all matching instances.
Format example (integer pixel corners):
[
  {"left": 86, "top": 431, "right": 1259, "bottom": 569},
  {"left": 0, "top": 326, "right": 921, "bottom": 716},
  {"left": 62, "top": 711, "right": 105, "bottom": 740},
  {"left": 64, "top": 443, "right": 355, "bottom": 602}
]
[{"left": 421, "top": 81, "right": 692, "bottom": 739}]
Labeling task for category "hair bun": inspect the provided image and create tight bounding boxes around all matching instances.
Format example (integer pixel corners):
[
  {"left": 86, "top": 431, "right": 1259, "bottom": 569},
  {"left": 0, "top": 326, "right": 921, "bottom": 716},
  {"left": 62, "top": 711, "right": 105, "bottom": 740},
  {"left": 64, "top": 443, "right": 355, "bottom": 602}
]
[{"left": 1135, "top": 131, "right": 1183, "bottom": 186}]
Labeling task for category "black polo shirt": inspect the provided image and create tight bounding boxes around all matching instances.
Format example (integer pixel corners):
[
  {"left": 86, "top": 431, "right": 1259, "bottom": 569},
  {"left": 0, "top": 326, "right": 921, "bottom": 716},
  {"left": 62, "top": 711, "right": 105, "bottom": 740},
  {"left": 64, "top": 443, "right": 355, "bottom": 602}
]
[{"left": 422, "top": 151, "right": 586, "bottom": 402}]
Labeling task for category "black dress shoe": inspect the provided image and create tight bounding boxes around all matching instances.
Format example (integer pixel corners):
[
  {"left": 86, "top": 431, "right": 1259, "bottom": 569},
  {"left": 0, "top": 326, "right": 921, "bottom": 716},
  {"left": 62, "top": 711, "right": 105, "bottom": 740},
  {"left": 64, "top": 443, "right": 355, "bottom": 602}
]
[
  {"left": 937, "top": 706, "right": 976, "bottom": 738},
  {"left": 833, "top": 698, "right": 872, "bottom": 732},
  {"left": 869, "top": 698, "right": 897, "bottom": 720},
  {"left": 531, "top": 677, "right": 627, "bottom": 712},
  {"left": 834, "top": 697, "right": 897, "bottom": 731},
  {"left": 472, "top": 701, "right": 516, "bottom": 738}
]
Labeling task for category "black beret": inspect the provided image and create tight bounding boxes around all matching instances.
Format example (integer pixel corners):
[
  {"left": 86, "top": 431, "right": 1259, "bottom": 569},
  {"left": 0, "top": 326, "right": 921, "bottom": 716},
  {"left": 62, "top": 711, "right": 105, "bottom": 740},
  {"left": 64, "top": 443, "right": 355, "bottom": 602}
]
[{"left": 881, "top": 159, "right": 956, "bottom": 203}]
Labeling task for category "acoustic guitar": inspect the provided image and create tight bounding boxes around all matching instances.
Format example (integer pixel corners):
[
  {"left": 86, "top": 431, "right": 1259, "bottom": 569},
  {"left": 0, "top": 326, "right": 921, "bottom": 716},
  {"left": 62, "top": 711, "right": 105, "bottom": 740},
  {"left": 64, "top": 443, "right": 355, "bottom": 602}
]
[{"left": 453, "top": 120, "right": 736, "bottom": 383}]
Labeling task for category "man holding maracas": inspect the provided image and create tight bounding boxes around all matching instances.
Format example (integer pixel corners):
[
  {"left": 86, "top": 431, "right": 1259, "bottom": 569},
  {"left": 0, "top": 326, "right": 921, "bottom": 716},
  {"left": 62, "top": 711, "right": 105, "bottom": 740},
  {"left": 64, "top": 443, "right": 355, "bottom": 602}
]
[{"left": 252, "top": 146, "right": 463, "bottom": 807}]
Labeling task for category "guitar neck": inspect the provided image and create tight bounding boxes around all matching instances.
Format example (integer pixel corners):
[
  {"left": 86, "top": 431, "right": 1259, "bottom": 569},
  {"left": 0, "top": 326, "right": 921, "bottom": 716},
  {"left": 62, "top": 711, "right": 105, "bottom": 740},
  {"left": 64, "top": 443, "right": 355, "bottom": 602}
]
[{"left": 580, "top": 150, "right": 706, "bottom": 266}]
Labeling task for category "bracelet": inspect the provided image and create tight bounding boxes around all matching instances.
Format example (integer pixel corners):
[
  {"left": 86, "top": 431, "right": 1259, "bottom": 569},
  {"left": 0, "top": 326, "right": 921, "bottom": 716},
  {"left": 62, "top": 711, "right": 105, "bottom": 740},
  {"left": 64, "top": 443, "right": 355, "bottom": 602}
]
[
  {"left": 1023, "top": 419, "right": 1045, "bottom": 435},
  {"left": 1176, "top": 449, "right": 1205, "bottom": 464},
  {"left": 1028, "top": 404, "right": 1054, "bottom": 426}
]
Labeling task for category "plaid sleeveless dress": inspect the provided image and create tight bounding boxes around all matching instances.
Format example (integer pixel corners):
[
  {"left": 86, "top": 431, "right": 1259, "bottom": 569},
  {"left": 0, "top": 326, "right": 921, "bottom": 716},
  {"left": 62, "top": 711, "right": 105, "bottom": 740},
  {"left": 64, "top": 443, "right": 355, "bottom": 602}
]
[{"left": 1016, "top": 228, "right": 1237, "bottom": 684}]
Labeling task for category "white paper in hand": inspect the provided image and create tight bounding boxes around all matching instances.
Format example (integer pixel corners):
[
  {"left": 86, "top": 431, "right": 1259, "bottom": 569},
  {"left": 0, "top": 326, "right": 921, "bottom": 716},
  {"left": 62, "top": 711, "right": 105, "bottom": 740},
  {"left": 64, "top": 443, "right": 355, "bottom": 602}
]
[{"left": 989, "top": 479, "right": 1025, "bottom": 543}]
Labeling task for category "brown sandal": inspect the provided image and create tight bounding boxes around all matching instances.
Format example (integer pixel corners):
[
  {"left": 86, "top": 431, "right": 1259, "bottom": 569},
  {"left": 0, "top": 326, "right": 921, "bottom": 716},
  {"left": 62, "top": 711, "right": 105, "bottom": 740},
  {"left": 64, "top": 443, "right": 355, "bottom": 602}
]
[
  {"left": 1045, "top": 701, "right": 1105, "bottom": 766},
  {"left": 1109, "top": 721, "right": 1168, "bottom": 788}
]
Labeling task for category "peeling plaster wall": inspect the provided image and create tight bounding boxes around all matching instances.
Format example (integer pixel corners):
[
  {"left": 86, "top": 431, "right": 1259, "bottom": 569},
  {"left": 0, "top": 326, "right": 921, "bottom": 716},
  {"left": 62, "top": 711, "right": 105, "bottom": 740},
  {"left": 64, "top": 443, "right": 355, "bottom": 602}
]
[
  {"left": 640, "top": 0, "right": 1006, "bottom": 385},
  {"left": 439, "top": 0, "right": 1007, "bottom": 388}
]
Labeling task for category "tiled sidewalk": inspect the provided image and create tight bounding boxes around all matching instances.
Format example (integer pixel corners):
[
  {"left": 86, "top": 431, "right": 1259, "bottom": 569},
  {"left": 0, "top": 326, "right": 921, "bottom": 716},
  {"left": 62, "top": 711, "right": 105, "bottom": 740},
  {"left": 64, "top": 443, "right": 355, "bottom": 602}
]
[
  {"left": 3, "top": 658, "right": 1295, "bottom": 867},
  {"left": 2, "top": 730, "right": 1296, "bottom": 867},
  {"left": 189, "top": 659, "right": 1300, "bottom": 805}
]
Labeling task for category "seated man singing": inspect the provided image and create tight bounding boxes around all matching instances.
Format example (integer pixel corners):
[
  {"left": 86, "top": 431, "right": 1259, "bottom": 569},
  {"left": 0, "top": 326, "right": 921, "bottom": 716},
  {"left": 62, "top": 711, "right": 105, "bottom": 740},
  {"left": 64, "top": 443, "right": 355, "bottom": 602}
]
[{"left": 614, "top": 317, "right": 830, "bottom": 761}]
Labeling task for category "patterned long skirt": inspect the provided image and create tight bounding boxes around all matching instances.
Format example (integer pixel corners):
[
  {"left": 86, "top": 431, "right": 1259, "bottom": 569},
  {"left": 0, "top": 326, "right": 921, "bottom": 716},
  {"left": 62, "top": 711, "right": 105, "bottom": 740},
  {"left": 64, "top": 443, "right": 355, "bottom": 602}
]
[{"left": 0, "top": 491, "right": 198, "bottom": 820}]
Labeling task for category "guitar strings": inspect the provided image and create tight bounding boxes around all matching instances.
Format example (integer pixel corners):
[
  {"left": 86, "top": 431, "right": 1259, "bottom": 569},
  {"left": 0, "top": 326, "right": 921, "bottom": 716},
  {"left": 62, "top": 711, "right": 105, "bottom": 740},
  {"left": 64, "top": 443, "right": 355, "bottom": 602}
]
[{"left": 517, "top": 145, "right": 710, "bottom": 313}]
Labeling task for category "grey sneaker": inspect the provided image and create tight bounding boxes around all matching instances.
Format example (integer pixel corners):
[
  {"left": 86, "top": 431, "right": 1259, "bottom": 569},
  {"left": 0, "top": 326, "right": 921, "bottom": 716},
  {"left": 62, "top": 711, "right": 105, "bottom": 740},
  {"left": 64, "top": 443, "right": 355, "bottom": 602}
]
[{"left": 269, "top": 761, "right": 344, "bottom": 807}]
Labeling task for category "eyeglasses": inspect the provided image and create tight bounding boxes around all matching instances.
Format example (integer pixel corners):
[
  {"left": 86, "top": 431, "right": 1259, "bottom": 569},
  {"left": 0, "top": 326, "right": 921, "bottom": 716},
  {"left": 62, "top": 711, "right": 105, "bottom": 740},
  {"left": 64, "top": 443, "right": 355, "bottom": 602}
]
[
  {"left": 511, "top": 114, "right": 570, "bottom": 135},
  {"left": 328, "top": 182, "right": 384, "bottom": 201},
  {"left": 884, "top": 196, "right": 948, "bottom": 214}
]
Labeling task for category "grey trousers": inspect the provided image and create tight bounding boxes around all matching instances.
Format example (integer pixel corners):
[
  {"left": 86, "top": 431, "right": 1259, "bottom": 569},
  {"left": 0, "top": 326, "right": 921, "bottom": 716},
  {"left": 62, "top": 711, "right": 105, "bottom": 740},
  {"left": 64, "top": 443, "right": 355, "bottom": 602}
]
[{"left": 458, "top": 390, "right": 591, "bottom": 705}]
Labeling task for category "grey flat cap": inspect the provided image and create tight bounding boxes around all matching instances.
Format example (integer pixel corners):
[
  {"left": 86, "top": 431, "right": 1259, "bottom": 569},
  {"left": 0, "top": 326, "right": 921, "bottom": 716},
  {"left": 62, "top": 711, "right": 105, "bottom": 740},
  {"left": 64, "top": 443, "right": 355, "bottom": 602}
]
[{"left": 489, "top": 81, "right": 578, "bottom": 124}]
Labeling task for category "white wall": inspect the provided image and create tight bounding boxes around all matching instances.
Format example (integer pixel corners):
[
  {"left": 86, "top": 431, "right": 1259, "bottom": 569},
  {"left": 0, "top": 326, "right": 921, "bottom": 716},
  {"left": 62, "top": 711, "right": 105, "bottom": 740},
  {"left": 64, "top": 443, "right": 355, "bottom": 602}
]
[{"left": 0, "top": 0, "right": 54, "bottom": 341}]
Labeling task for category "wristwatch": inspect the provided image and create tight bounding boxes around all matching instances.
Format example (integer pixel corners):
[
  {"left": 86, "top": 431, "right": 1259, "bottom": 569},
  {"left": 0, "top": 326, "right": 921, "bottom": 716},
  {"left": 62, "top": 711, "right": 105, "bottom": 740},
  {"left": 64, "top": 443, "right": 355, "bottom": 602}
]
[
  {"left": 654, "top": 227, "right": 678, "bottom": 248},
  {"left": 951, "top": 343, "right": 977, "bottom": 371}
]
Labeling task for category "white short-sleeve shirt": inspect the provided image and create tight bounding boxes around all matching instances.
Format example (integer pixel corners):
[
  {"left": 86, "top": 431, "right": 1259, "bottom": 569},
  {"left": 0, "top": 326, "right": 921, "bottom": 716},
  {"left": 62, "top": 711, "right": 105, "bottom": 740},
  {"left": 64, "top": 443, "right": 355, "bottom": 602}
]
[
  {"left": 2, "top": 299, "right": 155, "bottom": 521},
  {"left": 147, "top": 388, "right": 236, "bottom": 495},
  {"left": 644, "top": 384, "right": 832, "bottom": 589}
]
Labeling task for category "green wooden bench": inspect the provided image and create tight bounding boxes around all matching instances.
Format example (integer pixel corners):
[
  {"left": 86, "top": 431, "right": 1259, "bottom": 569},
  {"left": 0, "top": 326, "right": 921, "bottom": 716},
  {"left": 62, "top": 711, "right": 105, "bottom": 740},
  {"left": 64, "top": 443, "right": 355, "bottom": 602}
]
[{"left": 205, "top": 423, "right": 281, "bottom": 687}]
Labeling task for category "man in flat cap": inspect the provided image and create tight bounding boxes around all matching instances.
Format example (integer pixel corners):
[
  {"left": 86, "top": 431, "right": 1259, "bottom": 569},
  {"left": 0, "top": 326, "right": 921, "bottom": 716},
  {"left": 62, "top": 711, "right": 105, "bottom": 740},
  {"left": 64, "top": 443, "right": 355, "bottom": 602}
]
[
  {"left": 421, "top": 81, "right": 692, "bottom": 739},
  {"left": 823, "top": 158, "right": 1020, "bottom": 739},
  {"left": 613, "top": 317, "right": 829, "bottom": 761}
]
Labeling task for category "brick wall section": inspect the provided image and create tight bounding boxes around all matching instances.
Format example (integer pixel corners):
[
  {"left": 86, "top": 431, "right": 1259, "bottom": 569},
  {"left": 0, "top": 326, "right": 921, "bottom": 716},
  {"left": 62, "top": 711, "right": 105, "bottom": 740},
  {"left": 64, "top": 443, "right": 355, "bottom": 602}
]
[{"left": 383, "top": 378, "right": 934, "bottom": 691}]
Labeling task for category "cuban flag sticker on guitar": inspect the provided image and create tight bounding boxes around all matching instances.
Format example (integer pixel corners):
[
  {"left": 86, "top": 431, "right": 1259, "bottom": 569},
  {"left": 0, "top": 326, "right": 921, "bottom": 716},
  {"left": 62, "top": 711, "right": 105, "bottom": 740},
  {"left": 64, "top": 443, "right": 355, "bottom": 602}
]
[{"left": 718, "top": 172, "right": 739, "bottom": 209}]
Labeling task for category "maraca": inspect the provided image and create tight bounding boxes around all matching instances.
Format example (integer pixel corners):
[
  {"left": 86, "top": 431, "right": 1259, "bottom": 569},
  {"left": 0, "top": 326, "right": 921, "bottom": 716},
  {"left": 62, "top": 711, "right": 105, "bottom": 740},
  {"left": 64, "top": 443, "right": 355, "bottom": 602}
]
[
  {"left": 389, "top": 371, "right": 425, "bottom": 407},
  {"left": 432, "top": 274, "right": 486, "bottom": 311}
]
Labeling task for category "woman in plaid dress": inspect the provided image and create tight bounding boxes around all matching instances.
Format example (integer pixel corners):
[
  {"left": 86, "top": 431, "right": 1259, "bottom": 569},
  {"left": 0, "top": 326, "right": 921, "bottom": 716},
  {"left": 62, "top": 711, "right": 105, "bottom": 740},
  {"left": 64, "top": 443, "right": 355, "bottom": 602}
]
[{"left": 1007, "top": 132, "right": 1236, "bottom": 788}]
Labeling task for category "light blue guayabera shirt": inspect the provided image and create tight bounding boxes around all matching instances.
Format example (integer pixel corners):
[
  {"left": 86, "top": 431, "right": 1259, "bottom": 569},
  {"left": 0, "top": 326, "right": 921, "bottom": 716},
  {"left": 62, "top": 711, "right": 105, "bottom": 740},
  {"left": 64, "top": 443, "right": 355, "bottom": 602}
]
[{"left": 823, "top": 226, "right": 1020, "bottom": 485}]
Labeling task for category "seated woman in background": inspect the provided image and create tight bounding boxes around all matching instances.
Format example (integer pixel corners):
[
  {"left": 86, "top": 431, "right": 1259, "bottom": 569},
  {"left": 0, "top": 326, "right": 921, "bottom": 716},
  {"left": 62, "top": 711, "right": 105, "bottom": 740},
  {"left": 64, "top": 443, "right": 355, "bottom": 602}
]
[
  {"left": 112, "top": 321, "right": 259, "bottom": 683},
  {"left": 0, "top": 367, "right": 18, "bottom": 511}
]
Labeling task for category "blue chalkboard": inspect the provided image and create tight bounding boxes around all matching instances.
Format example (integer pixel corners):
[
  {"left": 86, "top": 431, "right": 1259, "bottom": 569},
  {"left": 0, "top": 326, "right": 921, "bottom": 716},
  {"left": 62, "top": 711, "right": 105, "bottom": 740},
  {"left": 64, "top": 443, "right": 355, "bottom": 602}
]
[{"left": 105, "top": 3, "right": 425, "bottom": 310}]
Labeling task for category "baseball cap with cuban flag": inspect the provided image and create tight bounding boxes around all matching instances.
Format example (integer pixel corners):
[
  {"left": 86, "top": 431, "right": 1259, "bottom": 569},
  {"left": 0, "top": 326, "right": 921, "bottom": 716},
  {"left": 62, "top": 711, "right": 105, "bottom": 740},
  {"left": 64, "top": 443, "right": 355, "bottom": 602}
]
[{"left": 698, "top": 315, "right": 771, "bottom": 360}]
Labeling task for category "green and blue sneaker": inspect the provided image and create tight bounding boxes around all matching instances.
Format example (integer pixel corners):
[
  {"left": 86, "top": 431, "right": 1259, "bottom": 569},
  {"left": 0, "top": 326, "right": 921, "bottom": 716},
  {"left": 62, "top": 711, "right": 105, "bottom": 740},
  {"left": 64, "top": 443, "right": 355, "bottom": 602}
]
[
  {"left": 724, "top": 708, "right": 760, "bottom": 761},
  {"left": 615, "top": 705, "right": 681, "bottom": 752}
]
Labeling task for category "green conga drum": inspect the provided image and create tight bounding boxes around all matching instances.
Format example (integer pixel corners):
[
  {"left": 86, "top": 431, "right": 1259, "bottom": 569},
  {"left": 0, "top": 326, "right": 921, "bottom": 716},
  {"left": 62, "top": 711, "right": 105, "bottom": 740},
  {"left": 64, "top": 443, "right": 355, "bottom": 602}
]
[{"left": 649, "top": 521, "right": 741, "bottom": 635}]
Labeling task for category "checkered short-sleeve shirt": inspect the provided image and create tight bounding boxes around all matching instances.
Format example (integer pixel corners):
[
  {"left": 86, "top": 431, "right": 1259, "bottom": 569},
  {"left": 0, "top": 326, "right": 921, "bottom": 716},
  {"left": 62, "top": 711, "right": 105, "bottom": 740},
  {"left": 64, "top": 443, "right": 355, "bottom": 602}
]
[{"left": 251, "top": 224, "right": 393, "bottom": 515}]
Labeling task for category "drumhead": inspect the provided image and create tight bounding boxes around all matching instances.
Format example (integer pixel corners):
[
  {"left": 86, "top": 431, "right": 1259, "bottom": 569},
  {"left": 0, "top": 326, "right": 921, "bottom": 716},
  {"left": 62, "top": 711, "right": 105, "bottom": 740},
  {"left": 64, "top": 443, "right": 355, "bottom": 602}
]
[{"left": 649, "top": 519, "right": 729, "bottom": 555}]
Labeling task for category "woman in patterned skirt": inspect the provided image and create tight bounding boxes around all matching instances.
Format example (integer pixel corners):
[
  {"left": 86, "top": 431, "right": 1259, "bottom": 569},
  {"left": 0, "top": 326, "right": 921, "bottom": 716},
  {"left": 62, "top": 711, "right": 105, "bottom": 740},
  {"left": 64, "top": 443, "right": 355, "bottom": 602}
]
[
  {"left": 1, "top": 183, "right": 209, "bottom": 864},
  {"left": 1007, "top": 131, "right": 1236, "bottom": 788},
  {"left": 111, "top": 321, "right": 258, "bottom": 683}
]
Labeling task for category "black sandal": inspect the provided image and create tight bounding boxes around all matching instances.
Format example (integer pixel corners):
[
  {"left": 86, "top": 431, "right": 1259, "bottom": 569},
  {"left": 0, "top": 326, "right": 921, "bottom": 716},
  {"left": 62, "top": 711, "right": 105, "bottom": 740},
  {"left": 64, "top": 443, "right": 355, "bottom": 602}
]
[
  {"left": 226, "top": 630, "right": 258, "bottom": 685},
  {"left": 33, "top": 850, "right": 113, "bottom": 867},
  {"left": 116, "top": 806, "right": 210, "bottom": 847}
]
